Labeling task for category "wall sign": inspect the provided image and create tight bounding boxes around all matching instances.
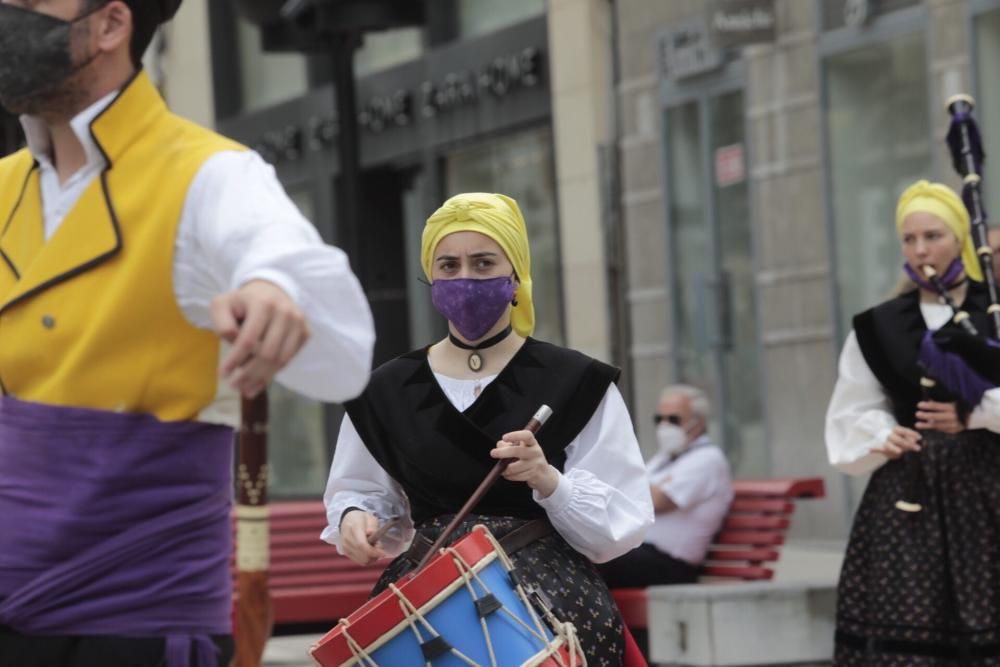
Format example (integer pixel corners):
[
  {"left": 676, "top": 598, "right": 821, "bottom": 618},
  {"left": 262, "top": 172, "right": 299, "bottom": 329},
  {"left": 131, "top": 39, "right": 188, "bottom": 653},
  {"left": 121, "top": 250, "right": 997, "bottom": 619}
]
[
  {"left": 715, "top": 143, "right": 746, "bottom": 187},
  {"left": 658, "top": 16, "right": 724, "bottom": 81},
  {"left": 251, "top": 46, "right": 544, "bottom": 163},
  {"left": 709, "top": 0, "right": 776, "bottom": 48},
  {"left": 359, "top": 46, "right": 543, "bottom": 132}
]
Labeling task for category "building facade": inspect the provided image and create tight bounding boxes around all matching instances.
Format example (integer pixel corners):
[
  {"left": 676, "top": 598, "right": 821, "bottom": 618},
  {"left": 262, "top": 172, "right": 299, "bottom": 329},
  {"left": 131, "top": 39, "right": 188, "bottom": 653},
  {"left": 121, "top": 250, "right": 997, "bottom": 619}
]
[
  {"left": 616, "top": 0, "right": 1000, "bottom": 543},
  {"left": 146, "top": 0, "right": 622, "bottom": 500},
  {"left": 7, "top": 1, "right": 994, "bottom": 543}
]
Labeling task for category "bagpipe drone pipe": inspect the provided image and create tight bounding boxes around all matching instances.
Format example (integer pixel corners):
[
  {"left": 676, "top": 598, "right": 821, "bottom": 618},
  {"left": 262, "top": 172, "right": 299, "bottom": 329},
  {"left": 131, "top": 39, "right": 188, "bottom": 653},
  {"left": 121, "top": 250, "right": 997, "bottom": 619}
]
[{"left": 896, "top": 95, "right": 1000, "bottom": 513}]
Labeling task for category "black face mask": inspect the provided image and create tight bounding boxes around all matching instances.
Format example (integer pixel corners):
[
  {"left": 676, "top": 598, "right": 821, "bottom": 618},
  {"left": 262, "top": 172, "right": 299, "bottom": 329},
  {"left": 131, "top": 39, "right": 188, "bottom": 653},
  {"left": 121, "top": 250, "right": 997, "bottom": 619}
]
[{"left": 0, "top": 4, "right": 100, "bottom": 113}]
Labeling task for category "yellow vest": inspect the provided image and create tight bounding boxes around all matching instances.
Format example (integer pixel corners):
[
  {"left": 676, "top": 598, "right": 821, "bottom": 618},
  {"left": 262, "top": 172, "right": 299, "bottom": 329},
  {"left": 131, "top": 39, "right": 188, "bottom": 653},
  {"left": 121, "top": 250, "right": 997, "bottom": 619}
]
[{"left": 0, "top": 72, "right": 246, "bottom": 421}]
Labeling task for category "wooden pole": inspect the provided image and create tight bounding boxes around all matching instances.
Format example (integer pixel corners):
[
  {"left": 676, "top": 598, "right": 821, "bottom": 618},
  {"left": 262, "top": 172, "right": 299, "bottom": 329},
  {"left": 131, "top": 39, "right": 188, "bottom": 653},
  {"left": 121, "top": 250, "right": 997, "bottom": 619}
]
[{"left": 233, "top": 392, "right": 273, "bottom": 667}]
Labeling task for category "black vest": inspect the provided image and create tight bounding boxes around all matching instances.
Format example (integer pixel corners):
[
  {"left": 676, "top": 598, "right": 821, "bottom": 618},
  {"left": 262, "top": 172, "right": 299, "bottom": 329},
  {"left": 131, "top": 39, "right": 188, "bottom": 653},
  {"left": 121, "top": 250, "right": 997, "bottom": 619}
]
[
  {"left": 852, "top": 281, "right": 994, "bottom": 427},
  {"left": 343, "top": 338, "right": 620, "bottom": 525}
]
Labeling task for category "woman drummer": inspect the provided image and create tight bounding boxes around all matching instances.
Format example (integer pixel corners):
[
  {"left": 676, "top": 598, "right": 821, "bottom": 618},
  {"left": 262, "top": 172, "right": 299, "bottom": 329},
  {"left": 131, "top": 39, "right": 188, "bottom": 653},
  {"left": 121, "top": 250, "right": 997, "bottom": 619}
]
[
  {"left": 825, "top": 180, "right": 1000, "bottom": 665},
  {"left": 323, "top": 192, "right": 653, "bottom": 665}
]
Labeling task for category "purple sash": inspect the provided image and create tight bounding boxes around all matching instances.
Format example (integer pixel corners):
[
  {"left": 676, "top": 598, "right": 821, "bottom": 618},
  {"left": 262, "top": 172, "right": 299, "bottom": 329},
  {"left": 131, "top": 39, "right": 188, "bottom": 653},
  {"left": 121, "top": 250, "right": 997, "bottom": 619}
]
[{"left": 0, "top": 397, "right": 234, "bottom": 667}]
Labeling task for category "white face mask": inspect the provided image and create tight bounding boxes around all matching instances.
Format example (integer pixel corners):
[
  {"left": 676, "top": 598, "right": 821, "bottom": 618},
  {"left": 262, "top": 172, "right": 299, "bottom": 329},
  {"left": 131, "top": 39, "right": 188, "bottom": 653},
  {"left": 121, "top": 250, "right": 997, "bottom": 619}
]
[{"left": 656, "top": 422, "right": 688, "bottom": 457}]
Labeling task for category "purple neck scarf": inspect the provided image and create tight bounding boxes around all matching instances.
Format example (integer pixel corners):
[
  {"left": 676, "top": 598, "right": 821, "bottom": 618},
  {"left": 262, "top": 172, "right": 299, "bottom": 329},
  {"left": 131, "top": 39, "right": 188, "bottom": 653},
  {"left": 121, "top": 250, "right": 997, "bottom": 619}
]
[
  {"left": 0, "top": 397, "right": 235, "bottom": 667},
  {"left": 904, "top": 257, "right": 966, "bottom": 292}
]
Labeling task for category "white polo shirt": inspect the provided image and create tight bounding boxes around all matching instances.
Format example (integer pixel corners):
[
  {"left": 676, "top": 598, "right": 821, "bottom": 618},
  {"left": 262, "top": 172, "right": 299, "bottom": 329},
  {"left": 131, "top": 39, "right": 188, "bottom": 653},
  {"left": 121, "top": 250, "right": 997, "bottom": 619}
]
[{"left": 644, "top": 437, "right": 733, "bottom": 565}]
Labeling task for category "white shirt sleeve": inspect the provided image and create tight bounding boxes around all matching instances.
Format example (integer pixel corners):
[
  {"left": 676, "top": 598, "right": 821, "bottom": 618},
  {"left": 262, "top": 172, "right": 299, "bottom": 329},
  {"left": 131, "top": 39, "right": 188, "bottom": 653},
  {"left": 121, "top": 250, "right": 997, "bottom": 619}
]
[
  {"left": 656, "top": 446, "right": 730, "bottom": 509},
  {"left": 825, "top": 331, "right": 895, "bottom": 476},
  {"left": 968, "top": 388, "right": 1000, "bottom": 433},
  {"left": 174, "top": 150, "right": 375, "bottom": 403},
  {"left": 320, "top": 414, "right": 415, "bottom": 557},
  {"left": 533, "top": 383, "right": 655, "bottom": 563}
]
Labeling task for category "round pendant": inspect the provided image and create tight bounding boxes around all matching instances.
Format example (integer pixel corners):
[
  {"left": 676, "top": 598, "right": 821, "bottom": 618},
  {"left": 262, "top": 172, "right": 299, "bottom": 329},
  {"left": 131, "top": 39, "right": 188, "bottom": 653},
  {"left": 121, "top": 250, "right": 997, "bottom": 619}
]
[{"left": 468, "top": 352, "right": 483, "bottom": 372}]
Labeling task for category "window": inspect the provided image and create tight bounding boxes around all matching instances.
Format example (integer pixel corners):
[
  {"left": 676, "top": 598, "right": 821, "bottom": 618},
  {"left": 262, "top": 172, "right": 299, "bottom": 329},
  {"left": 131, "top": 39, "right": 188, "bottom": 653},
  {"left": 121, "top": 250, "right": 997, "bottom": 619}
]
[
  {"left": 266, "top": 191, "right": 330, "bottom": 498},
  {"left": 446, "top": 127, "right": 564, "bottom": 344},
  {"left": 975, "top": 9, "right": 1000, "bottom": 213},
  {"left": 355, "top": 27, "right": 424, "bottom": 78},
  {"left": 236, "top": 15, "right": 309, "bottom": 113},
  {"left": 457, "top": 0, "right": 544, "bottom": 40},
  {"left": 825, "top": 33, "right": 931, "bottom": 331}
]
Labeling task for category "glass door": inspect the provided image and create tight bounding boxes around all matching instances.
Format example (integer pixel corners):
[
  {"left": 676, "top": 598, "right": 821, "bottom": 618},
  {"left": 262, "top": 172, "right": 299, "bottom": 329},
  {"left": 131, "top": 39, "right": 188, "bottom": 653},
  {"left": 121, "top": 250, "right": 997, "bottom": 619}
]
[{"left": 664, "top": 85, "right": 766, "bottom": 478}]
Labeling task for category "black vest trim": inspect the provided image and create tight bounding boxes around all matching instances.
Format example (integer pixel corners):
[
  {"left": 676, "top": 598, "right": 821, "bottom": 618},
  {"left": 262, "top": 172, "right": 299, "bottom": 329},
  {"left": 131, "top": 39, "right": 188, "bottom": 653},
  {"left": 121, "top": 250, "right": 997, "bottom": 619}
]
[
  {"left": 344, "top": 338, "right": 621, "bottom": 524},
  {"left": 852, "top": 282, "right": 994, "bottom": 426}
]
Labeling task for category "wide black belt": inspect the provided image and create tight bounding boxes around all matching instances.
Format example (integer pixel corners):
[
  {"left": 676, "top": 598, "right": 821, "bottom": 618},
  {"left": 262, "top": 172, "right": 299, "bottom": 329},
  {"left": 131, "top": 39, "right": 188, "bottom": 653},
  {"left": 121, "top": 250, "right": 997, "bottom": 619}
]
[
  {"left": 836, "top": 629, "right": 1000, "bottom": 660},
  {"left": 403, "top": 518, "right": 554, "bottom": 567}
]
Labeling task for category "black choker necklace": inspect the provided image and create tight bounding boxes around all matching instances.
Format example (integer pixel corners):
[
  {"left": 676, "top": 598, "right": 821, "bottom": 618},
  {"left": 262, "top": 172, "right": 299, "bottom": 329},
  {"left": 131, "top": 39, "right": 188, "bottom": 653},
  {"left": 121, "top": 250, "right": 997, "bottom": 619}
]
[{"left": 449, "top": 325, "right": 513, "bottom": 372}]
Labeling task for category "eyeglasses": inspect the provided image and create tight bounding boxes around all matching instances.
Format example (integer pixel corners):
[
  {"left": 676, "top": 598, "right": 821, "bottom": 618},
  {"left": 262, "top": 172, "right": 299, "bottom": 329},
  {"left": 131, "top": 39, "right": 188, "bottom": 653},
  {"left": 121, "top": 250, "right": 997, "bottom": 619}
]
[{"left": 653, "top": 414, "right": 682, "bottom": 426}]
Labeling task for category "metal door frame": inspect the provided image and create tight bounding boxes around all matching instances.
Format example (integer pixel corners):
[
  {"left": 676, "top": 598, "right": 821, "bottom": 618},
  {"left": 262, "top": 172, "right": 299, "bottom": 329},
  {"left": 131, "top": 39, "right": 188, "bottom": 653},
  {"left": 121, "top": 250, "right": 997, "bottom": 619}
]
[{"left": 659, "top": 60, "right": 766, "bottom": 464}]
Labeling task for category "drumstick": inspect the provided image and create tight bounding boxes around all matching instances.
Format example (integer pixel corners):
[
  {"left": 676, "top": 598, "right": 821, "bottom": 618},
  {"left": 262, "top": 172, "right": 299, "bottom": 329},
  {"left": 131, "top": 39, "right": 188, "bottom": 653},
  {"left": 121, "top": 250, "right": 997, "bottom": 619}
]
[
  {"left": 411, "top": 405, "right": 553, "bottom": 573},
  {"left": 367, "top": 517, "right": 403, "bottom": 547}
]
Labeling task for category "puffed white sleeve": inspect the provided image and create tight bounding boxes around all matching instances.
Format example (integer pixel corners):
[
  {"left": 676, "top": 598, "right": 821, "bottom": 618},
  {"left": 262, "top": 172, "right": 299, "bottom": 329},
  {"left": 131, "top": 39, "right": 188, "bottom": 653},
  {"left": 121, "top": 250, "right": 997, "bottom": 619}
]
[
  {"left": 320, "top": 414, "right": 415, "bottom": 557},
  {"left": 968, "top": 387, "right": 1000, "bottom": 434},
  {"left": 175, "top": 150, "right": 375, "bottom": 403},
  {"left": 533, "top": 384, "right": 654, "bottom": 563},
  {"left": 825, "top": 331, "right": 896, "bottom": 476}
]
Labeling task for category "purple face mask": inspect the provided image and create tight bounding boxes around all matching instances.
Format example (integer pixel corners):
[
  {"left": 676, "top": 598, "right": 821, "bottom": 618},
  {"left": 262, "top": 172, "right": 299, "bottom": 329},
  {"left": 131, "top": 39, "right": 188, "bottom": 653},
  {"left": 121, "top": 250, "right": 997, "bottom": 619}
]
[
  {"left": 904, "top": 257, "right": 966, "bottom": 291},
  {"left": 431, "top": 276, "right": 515, "bottom": 341}
]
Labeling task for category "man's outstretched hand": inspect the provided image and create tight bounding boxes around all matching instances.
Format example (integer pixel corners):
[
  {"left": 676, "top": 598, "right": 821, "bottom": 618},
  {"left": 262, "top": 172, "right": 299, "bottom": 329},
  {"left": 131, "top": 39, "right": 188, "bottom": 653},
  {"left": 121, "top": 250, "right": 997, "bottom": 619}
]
[{"left": 211, "top": 279, "right": 310, "bottom": 397}]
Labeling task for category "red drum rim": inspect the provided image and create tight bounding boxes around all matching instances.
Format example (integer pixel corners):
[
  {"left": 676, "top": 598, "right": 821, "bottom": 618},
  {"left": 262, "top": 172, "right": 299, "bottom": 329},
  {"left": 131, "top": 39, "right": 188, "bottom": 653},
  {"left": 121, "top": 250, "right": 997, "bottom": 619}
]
[{"left": 309, "top": 525, "right": 501, "bottom": 666}]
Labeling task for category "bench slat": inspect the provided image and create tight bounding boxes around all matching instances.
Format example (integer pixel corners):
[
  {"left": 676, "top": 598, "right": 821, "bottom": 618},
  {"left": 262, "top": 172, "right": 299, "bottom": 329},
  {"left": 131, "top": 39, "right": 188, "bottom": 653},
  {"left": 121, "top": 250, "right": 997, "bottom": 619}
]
[
  {"left": 715, "top": 531, "right": 785, "bottom": 546},
  {"left": 611, "top": 589, "right": 648, "bottom": 630},
  {"left": 704, "top": 548, "right": 780, "bottom": 563},
  {"left": 266, "top": 561, "right": 379, "bottom": 577},
  {"left": 702, "top": 565, "right": 774, "bottom": 580},
  {"left": 732, "top": 478, "right": 826, "bottom": 499},
  {"left": 271, "top": 516, "right": 326, "bottom": 539},
  {"left": 268, "top": 501, "right": 330, "bottom": 518},
  {"left": 268, "top": 572, "right": 382, "bottom": 589},
  {"left": 729, "top": 498, "right": 794, "bottom": 514},
  {"left": 722, "top": 515, "right": 790, "bottom": 530},
  {"left": 268, "top": 585, "right": 373, "bottom": 625}
]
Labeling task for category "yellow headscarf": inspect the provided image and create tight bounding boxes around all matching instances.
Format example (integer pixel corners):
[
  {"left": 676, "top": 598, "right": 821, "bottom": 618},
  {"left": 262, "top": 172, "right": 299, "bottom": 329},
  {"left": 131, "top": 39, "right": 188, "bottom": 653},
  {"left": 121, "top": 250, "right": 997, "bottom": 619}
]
[
  {"left": 421, "top": 192, "right": 535, "bottom": 337},
  {"left": 895, "top": 180, "right": 983, "bottom": 282}
]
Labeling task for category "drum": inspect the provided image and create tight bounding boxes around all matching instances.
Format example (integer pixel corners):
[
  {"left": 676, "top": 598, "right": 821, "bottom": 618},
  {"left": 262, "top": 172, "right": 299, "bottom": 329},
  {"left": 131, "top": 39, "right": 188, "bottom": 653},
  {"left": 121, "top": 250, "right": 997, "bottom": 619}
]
[{"left": 309, "top": 524, "right": 584, "bottom": 667}]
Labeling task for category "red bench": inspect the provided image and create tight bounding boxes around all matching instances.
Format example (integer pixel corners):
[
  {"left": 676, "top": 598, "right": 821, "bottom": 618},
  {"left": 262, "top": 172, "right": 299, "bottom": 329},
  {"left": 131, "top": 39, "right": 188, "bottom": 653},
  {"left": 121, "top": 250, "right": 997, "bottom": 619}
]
[
  {"left": 610, "top": 477, "right": 827, "bottom": 630},
  {"left": 233, "top": 477, "right": 826, "bottom": 632}
]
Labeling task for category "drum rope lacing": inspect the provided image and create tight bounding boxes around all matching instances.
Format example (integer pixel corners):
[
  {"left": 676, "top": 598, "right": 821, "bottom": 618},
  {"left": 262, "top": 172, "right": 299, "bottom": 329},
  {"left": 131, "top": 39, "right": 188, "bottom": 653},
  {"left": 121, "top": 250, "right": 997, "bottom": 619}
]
[
  {"left": 337, "top": 619, "right": 378, "bottom": 667},
  {"left": 483, "top": 532, "right": 582, "bottom": 667},
  {"left": 337, "top": 531, "right": 585, "bottom": 667},
  {"left": 388, "top": 578, "right": 480, "bottom": 666}
]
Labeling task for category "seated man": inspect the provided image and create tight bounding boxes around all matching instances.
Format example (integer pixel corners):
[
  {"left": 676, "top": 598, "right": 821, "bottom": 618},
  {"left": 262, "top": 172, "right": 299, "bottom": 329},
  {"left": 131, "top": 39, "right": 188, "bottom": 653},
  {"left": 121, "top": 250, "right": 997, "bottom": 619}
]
[{"left": 598, "top": 385, "right": 733, "bottom": 587}]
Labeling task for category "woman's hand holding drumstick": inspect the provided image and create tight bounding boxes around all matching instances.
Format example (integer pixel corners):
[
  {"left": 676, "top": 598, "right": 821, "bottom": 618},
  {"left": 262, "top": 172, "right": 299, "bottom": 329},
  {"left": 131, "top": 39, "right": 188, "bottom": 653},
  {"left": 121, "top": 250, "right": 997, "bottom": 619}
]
[
  {"left": 411, "top": 405, "right": 553, "bottom": 573},
  {"left": 339, "top": 511, "right": 387, "bottom": 565},
  {"left": 491, "top": 430, "right": 560, "bottom": 498}
]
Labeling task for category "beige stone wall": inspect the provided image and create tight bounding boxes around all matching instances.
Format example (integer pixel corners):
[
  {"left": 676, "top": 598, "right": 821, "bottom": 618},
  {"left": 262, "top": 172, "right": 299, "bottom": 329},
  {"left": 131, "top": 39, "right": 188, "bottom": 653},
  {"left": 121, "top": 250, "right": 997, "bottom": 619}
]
[
  {"left": 547, "top": 0, "right": 614, "bottom": 362},
  {"left": 615, "top": 0, "right": 697, "bottom": 459},
  {"left": 927, "top": 0, "right": 972, "bottom": 186},
  {"left": 615, "top": 0, "right": 985, "bottom": 541},
  {"left": 150, "top": 0, "right": 216, "bottom": 128},
  {"left": 743, "top": 1, "right": 850, "bottom": 539}
]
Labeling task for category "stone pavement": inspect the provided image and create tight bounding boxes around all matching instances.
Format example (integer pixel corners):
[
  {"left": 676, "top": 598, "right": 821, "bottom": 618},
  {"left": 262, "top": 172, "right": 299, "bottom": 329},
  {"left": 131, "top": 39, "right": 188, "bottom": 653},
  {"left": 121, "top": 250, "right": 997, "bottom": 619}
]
[{"left": 262, "top": 633, "right": 325, "bottom": 667}]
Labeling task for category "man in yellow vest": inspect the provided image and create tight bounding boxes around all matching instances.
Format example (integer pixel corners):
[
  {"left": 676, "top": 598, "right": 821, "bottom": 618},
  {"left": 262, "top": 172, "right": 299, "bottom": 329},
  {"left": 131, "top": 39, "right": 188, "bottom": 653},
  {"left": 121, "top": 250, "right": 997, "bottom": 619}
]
[{"left": 0, "top": 2, "right": 375, "bottom": 666}]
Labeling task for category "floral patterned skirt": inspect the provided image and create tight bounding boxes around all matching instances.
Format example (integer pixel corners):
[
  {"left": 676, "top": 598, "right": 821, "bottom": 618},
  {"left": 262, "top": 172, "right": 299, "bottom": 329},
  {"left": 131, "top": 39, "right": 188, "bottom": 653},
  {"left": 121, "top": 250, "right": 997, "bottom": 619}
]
[
  {"left": 834, "top": 429, "right": 1000, "bottom": 666},
  {"left": 372, "top": 514, "right": 626, "bottom": 667}
]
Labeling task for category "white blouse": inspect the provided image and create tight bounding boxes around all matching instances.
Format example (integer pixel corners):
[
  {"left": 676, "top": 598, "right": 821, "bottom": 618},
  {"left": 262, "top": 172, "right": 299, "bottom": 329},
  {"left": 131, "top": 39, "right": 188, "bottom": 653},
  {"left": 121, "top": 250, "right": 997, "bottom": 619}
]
[
  {"left": 20, "top": 93, "right": 376, "bottom": 419},
  {"left": 321, "top": 372, "right": 654, "bottom": 563},
  {"left": 825, "top": 301, "right": 1000, "bottom": 476}
]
